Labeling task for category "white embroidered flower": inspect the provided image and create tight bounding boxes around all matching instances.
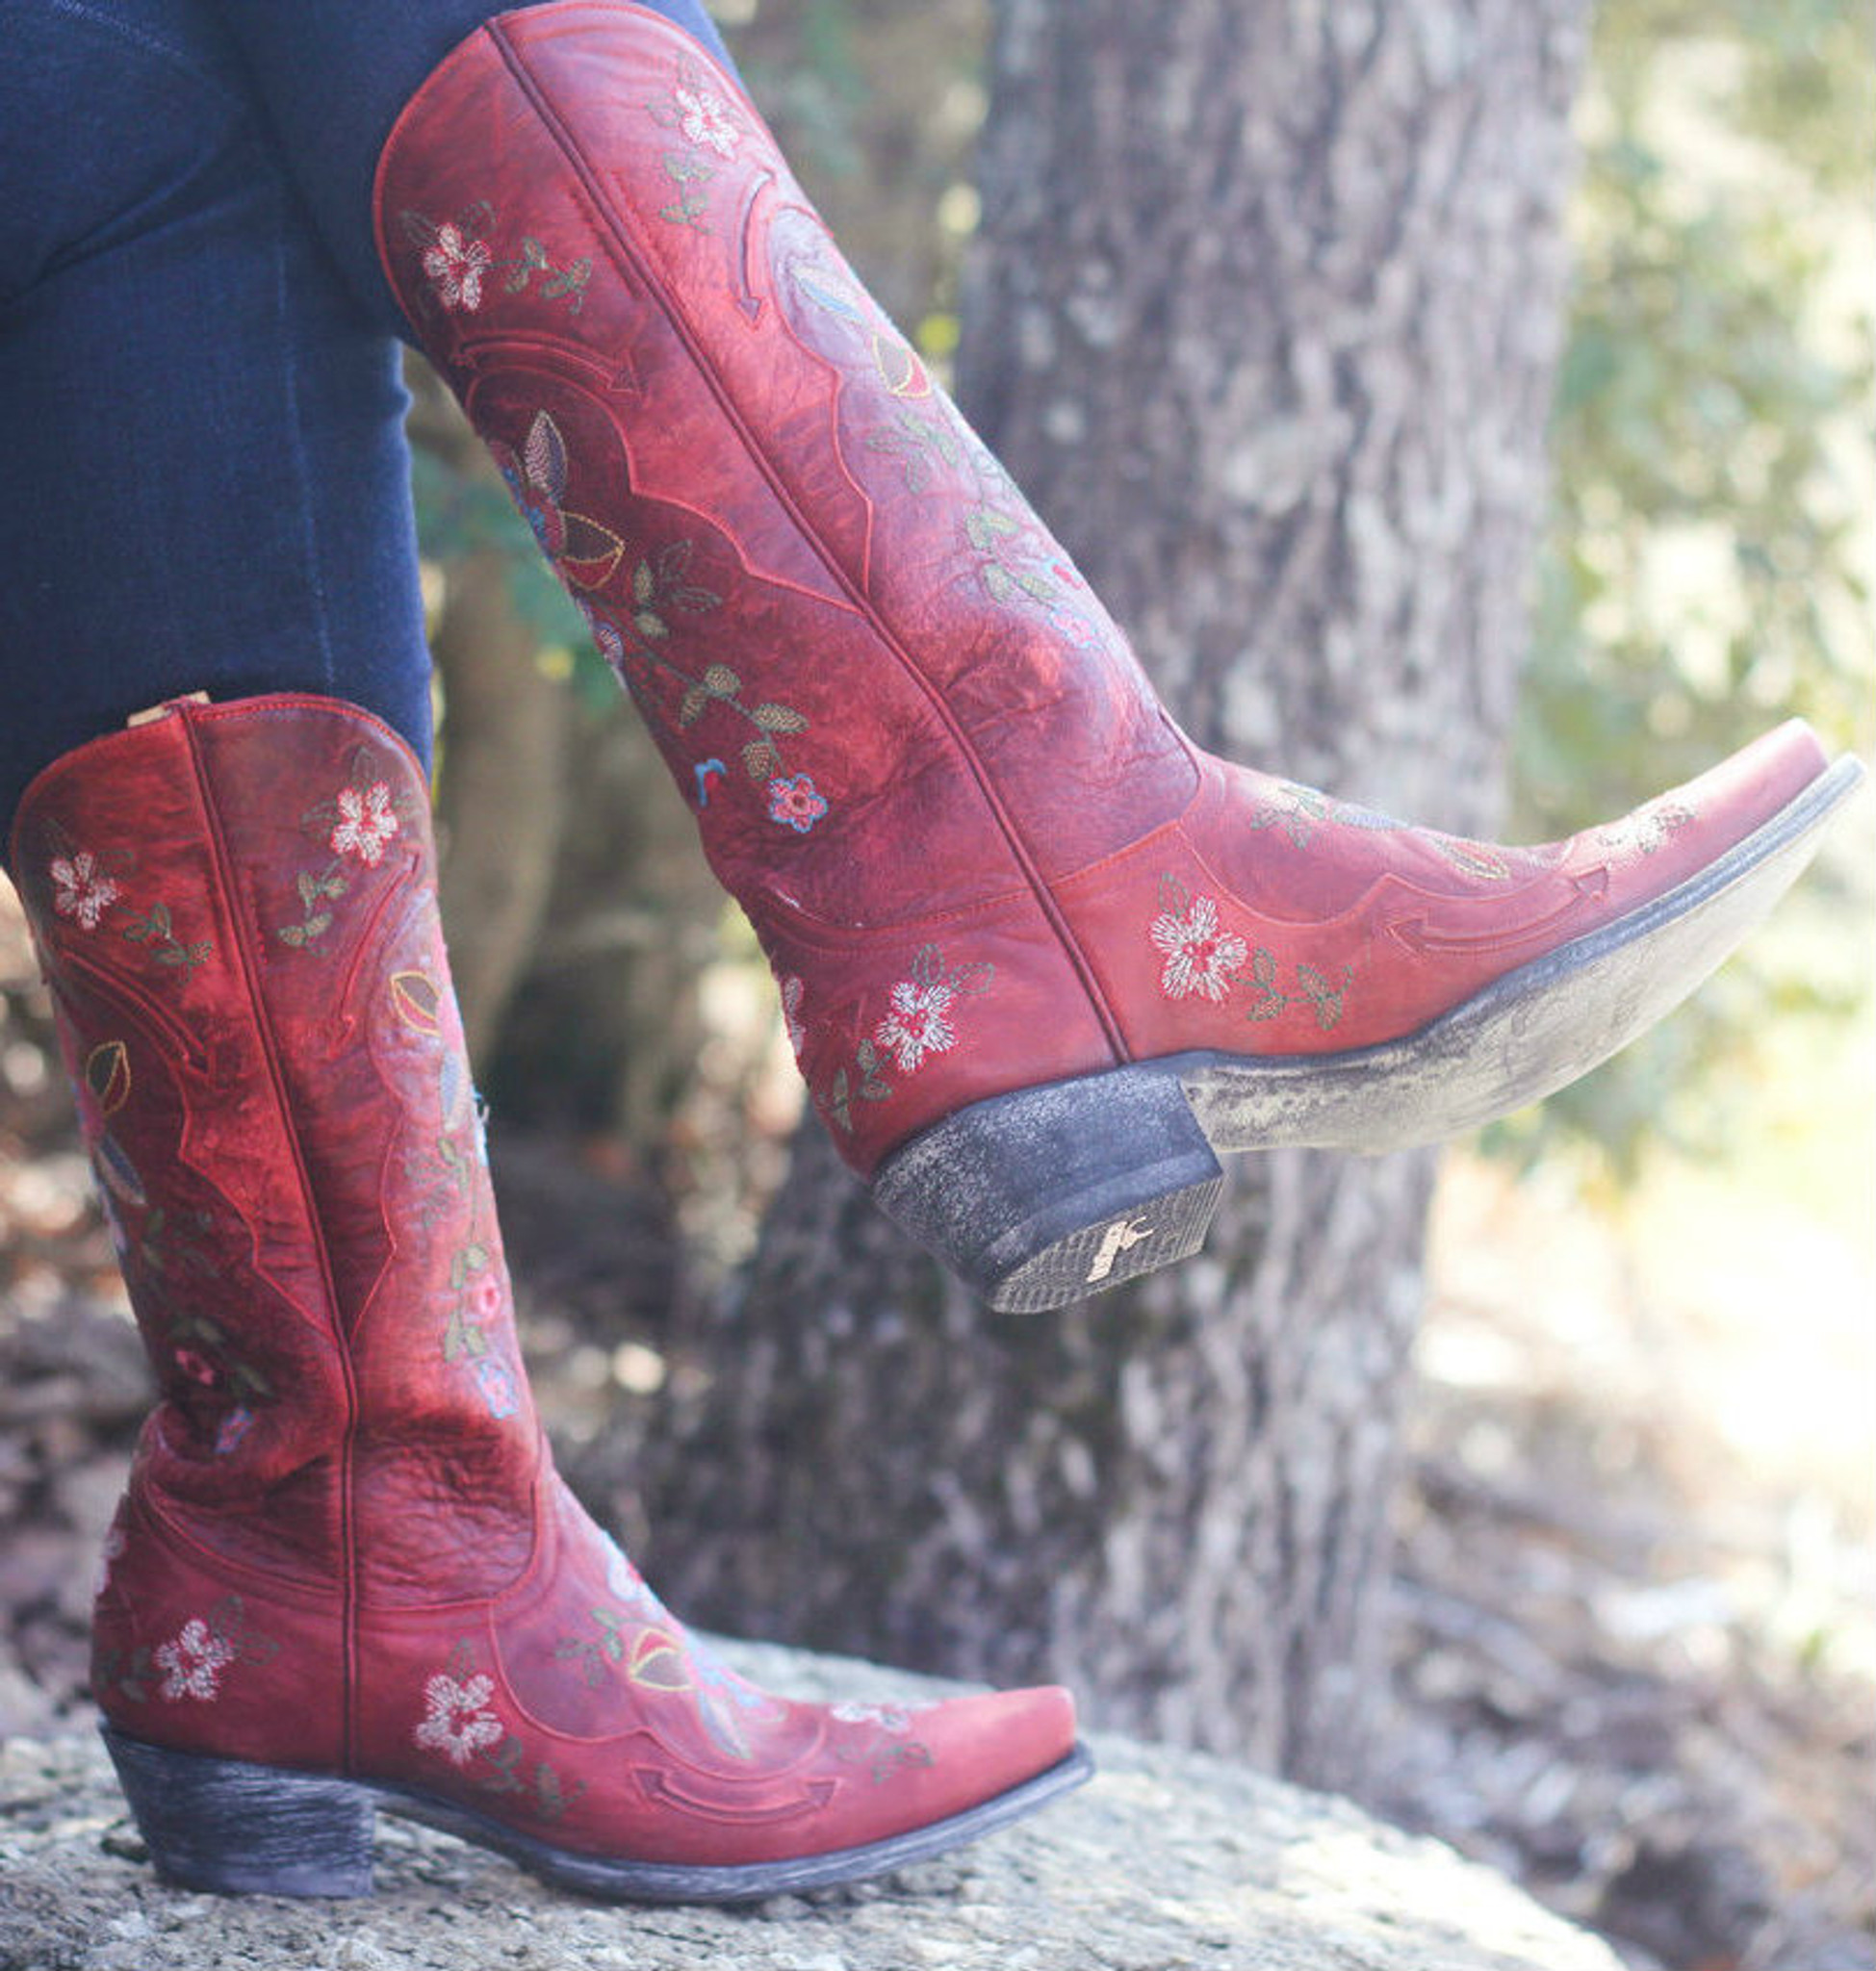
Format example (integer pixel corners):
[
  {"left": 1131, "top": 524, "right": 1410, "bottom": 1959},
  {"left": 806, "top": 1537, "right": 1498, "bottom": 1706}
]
[
  {"left": 1150, "top": 894, "right": 1247, "bottom": 1003},
  {"left": 423, "top": 222, "right": 492, "bottom": 311},
  {"left": 330, "top": 781, "right": 400, "bottom": 866},
  {"left": 873, "top": 979, "right": 958, "bottom": 1074},
  {"left": 414, "top": 1672, "right": 504, "bottom": 1768},
  {"left": 832, "top": 1701, "right": 914, "bottom": 1733},
  {"left": 92, "top": 1525, "right": 127, "bottom": 1600},
  {"left": 50, "top": 851, "right": 120, "bottom": 930},
  {"left": 155, "top": 1617, "right": 239, "bottom": 1702},
  {"left": 675, "top": 83, "right": 739, "bottom": 157},
  {"left": 779, "top": 975, "right": 808, "bottom": 1062}
]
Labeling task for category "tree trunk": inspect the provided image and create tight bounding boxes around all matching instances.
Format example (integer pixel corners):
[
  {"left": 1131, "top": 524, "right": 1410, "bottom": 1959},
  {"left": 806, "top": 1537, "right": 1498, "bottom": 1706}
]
[{"left": 631, "top": 0, "right": 1588, "bottom": 1793}]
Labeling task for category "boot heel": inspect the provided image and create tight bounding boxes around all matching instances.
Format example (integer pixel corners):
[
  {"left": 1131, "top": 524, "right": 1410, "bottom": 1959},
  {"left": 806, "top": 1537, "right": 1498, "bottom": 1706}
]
[
  {"left": 102, "top": 1725, "right": 377, "bottom": 1897},
  {"left": 872, "top": 1062, "right": 1225, "bottom": 1313}
]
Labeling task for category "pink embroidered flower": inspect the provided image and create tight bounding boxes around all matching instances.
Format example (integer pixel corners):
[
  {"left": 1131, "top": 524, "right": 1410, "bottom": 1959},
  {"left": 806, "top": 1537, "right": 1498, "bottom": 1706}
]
[
  {"left": 330, "top": 782, "right": 400, "bottom": 866},
  {"left": 467, "top": 1269, "right": 505, "bottom": 1323},
  {"left": 778, "top": 975, "right": 808, "bottom": 1061},
  {"left": 414, "top": 1671, "right": 504, "bottom": 1767},
  {"left": 675, "top": 83, "right": 739, "bottom": 157},
  {"left": 1150, "top": 894, "right": 1247, "bottom": 1003},
  {"left": 423, "top": 222, "right": 492, "bottom": 311},
  {"left": 50, "top": 851, "right": 120, "bottom": 930},
  {"left": 172, "top": 1346, "right": 220, "bottom": 1389},
  {"left": 767, "top": 774, "right": 829, "bottom": 834},
  {"left": 155, "top": 1617, "right": 239, "bottom": 1702},
  {"left": 874, "top": 979, "right": 958, "bottom": 1074}
]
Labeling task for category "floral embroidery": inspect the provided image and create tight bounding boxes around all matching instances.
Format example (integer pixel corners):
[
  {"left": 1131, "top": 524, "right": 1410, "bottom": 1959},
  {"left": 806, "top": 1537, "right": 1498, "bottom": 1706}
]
[
  {"left": 1248, "top": 782, "right": 1333, "bottom": 851},
  {"left": 583, "top": 548, "right": 826, "bottom": 835},
  {"left": 648, "top": 60, "right": 745, "bottom": 229},
  {"left": 1426, "top": 834, "right": 1513, "bottom": 882},
  {"left": 474, "top": 1355, "right": 522, "bottom": 1421},
  {"left": 422, "top": 221, "right": 492, "bottom": 311},
  {"left": 120, "top": 901, "right": 213, "bottom": 976},
  {"left": 158, "top": 1302, "right": 274, "bottom": 1409},
  {"left": 93, "top": 1524, "right": 127, "bottom": 1600},
  {"left": 51, "top": 850, "right": 120, "bottom": 929},
  {"left": 421, "top": 1643, "right": 585, "bottom": 1819},
  {"left": 837, "top": 1735, "right": 938, "bottom": 1786},
  {"left": 675, "top": 81, "right": 740, "bottom": 157},
  {"left": 156, "top": 1618, "right": 238, "bottom": 1702},
  {"left": 767, "top": 774, "right": 829, "bottom": 835},
  {"left": 873, "top": 979, "right": 957, "bottom": 1074},
  {"left": 398, "top": 206, "right": 590, "bottom": 316},
  {"left": 491, "top": 412, "right": 625, "bottom": 593},
  {"left": 1150, "top": 884, "right": 1248, "bottom": 1003},
  {"left": 1242, "top": 950, "right": 1353, "bottom": 1033},
  {"left": 820, "top": 945, "right": 992, "bottom": 1133},
  {"left": 215, "top": 1406, "right": 256, "bottom": 1456},
  {"left": 778, "top": 975, "right": 807, "bottom": 1062},
  {"left": 416, "top": 1670, "right": 505, "bottom": 1768},
  {"left": 277, "top": 750, "right": 423, "bottom": 950},
  {"left": 832, "top": 1702, "right": 916, "bottom": 1733},
  {"left": 150, "top": 1597, "right": 276, "bottom": 1703},
  {"left": 330, "top": 781, "right": 400, "bottom": 867}
]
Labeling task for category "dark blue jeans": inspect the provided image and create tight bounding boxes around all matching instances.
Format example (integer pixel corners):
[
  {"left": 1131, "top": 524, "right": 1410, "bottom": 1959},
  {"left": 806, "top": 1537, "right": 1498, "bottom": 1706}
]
[{"left": 0, "top": 0, "right": 733, "bottom": 854}]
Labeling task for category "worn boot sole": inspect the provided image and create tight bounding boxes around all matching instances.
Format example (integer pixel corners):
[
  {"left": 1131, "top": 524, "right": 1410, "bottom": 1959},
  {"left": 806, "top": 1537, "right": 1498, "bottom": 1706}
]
[
  {"left": 874, "top": 755, "right": 1864, "bottom": 1312},
  {"left": 102, "top": 1724, "right": 1095, "bottom": 1903}
]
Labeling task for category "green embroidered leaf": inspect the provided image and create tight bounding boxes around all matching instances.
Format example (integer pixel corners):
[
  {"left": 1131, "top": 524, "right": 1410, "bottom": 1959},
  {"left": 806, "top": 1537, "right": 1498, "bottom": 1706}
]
[
  {"left": 679, "top": 685, "right": 710, "bottom": 728},
  {"left": 908, "top": 944, "right": 942, "bottom": 986},
  {"left": 856, "top": 1039, "right": 880, "bottom": 1073},
  {"left": 751, "top": 703, "right": 808, "bottom": 733},
  {"left": 632, "top": 560, "right": 657, "bottom": 605},
  {"left": 633, "top": 609, "right": 670, "bottom": 642},
  {"left": 671, "top": 584, "right": 721, "bottom": 614},
  {"left": 951, "top": 960, "right": 995, "bottom": 997},
  {"left": 302, "top": 912, "right": 332, "bottom": 944},
  {"left": 742, "top": 741, "right": 779, "bottom": 781},
  {"left": 982, "top": 564, "right": 1017, "bottom": 603},
  {"left": 703, "top": 664, "right": 741, "bottom": 697}
]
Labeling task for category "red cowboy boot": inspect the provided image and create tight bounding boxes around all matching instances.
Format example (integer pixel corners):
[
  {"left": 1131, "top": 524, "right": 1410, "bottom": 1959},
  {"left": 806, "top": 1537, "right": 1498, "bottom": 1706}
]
[
  {"left": 9, "top": 693, "right": 1085, "bottom": 1901},
  {"left": 374, "top": 2, "right": 1863, "bottom": 1312}
]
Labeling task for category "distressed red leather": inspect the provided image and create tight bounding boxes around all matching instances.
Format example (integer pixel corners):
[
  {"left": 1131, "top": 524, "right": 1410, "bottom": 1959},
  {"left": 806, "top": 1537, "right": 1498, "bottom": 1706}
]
[
  {"left": 373, "top": 0, "right": 1834, "bottom": 1181},
  {"left": 11, "top": 694, "right": 1073, "bottom": 1871}
]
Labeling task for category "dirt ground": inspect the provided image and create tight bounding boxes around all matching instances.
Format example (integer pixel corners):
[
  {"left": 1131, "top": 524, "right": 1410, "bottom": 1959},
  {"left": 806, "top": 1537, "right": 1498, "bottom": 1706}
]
[{"left": 2, "top": 890, "right": 1870, "bottom": 1971}]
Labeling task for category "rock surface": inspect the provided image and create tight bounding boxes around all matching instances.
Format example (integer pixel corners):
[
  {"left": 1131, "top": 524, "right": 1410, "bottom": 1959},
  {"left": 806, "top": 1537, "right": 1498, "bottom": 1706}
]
[{"left": 0, "top": 1642, "right": 1625, "bottom": 1971}]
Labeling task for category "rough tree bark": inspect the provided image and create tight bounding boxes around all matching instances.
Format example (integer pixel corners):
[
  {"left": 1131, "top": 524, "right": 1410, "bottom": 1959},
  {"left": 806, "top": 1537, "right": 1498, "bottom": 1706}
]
[{"left": 632, "top": 0, "right": 1589, "bottom": 1792}]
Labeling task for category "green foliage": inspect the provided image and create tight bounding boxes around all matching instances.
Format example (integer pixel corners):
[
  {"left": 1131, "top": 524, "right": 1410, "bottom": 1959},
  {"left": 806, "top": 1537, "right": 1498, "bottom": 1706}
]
[{"left": 1499, "top": 0, "right": 1875, "bottom": 1174}]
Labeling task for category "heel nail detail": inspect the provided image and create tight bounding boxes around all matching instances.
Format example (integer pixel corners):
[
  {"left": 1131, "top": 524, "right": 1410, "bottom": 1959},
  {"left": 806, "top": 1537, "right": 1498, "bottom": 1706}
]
[
  {"left": 103, "top": 1726, "right": 376, "bottom": 1897},
  {"left": 872, "top": 1063, "right": 1224, "bottom": 1313}
]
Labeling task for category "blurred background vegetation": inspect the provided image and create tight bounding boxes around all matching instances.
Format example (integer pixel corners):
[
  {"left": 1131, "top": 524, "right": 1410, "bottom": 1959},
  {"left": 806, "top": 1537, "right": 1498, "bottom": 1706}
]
[{"left": 413, "top": 0, "right": 1873, "bottom": 1211}]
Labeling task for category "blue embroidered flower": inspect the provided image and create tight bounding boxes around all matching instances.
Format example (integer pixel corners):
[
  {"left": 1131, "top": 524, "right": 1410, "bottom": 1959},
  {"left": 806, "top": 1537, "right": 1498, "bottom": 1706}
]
[
  {"left": 475, "top": 1356, "right": 522, "bottom": 1421},
  {"left": 767, "top": 774, "right": 829, "bottom": 834}
]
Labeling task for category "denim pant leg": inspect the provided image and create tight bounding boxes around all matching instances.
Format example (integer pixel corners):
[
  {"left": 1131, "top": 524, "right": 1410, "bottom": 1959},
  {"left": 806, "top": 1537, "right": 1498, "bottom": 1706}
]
[
  {"left": 0, "top": 0, "right": 434, "bottom": 850},
  {"left": 208, "top": 0, "right": 739, "bottom": 339}
]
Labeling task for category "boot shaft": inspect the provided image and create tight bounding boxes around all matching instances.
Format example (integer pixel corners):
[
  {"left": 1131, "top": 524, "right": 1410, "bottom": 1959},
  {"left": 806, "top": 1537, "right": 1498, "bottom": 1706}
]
[{"left": 11, "top": 696, "right": 542, "bottom": 1601}]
